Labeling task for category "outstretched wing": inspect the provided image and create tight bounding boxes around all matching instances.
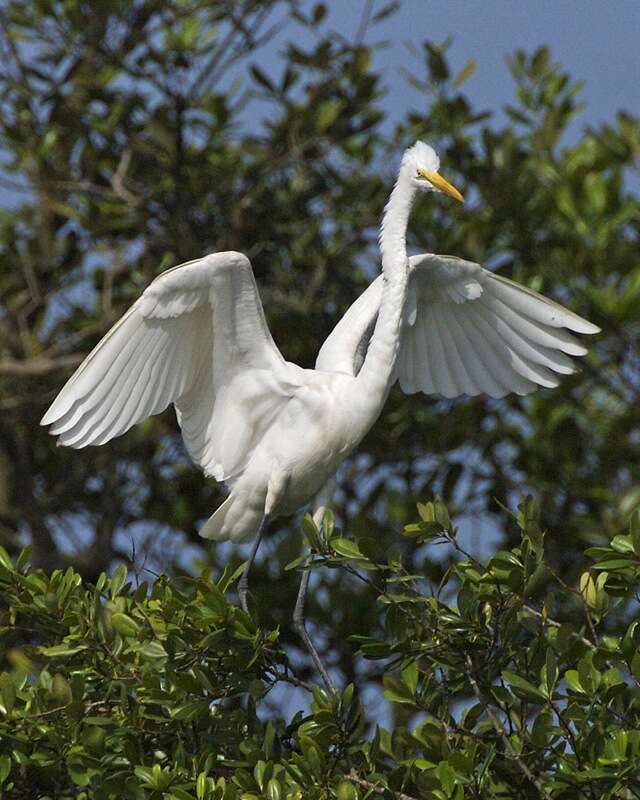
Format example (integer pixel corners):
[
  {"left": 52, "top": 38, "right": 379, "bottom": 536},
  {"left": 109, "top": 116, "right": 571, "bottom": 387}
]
[
  {"left": 397, "top": 254, "right": 599, "bottom": 398},
  {"left": 41, "top": 251, "right": 297, "bottom": 480},
  {"left": 316, "top": 254, "right": 599, "bottom": 398}
]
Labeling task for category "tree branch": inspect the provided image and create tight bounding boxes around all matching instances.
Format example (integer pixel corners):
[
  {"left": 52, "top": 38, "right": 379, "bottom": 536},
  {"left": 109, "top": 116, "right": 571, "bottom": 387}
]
[
  {"left": 0, "top": 354, "right": 82, "bottom": 377},
  {"left": 346, "top": 770, "right": 419, "bottom": 800}
]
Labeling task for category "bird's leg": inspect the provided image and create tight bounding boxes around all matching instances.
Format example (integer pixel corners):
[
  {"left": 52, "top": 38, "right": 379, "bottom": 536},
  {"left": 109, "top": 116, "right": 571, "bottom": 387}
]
[
  {"left": 293, "top": 564, "right": 336, "bottom": 696},
  {"left": 238, "top": 517, "right": 268, "bottom": 614},
  {"left": 293, "top": 481, "right": 337, "bottom": 695}
]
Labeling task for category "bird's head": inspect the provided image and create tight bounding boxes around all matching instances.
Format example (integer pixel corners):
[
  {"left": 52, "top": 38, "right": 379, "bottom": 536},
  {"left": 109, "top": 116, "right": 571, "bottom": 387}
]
[{"left": 402, "top": 141, "right": 464, "bottom": 202}]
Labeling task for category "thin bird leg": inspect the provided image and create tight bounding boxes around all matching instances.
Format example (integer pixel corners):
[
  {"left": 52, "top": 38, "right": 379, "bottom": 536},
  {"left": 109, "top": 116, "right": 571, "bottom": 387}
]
[
  {"left": 238, "top": 517, "right": 267, "bottom": 614},
  {"left": 293, "top": 565, "right": 336, "bottom": 696},
  {"left": 293, "top": 481, "right": 336, "bottom": 695}
]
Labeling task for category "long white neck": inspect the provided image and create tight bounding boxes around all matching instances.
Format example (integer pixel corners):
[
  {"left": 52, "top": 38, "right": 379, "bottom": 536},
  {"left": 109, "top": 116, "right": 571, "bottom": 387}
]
[{"left": 354, "top": 166, "right": 416, "bottom": 405}]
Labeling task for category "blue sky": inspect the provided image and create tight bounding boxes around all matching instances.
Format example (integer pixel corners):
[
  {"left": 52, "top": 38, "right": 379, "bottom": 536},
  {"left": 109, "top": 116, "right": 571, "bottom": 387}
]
[
  {"left": 268, "top": 1, "right": 639, "bottom": 140},
  {"left": 2, "top": 1, "right": 637, "bottom": 209}
]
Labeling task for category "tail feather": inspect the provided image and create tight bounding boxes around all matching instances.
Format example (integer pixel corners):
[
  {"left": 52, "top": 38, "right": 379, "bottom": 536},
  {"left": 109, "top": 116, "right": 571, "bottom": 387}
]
[{"left": 199, "top": 488, "right": 266, "bottom": 542}]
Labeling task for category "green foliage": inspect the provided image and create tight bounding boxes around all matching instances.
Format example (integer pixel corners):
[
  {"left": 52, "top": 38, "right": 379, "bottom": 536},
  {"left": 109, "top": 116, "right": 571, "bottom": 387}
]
[{"left": 2, "top": 500, "right": 640, "bottom": 798}]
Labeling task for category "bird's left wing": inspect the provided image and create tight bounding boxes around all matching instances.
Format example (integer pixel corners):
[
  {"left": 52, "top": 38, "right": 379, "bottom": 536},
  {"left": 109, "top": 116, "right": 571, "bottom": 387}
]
[
  {"left": 41, "top": 252, "right": 298, "bottom": 480},
  {"left": 397, "top": 254, "right": 599, "bottom": 398}
]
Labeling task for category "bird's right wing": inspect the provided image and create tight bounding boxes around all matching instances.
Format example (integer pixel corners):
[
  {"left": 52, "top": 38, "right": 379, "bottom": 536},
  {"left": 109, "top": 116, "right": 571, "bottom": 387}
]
[{"left": 41, "top": 251, "right": 299, "bottom": 480}]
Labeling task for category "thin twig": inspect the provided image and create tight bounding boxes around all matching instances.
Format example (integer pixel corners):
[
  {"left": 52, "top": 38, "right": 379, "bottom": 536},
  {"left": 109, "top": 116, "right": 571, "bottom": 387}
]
[
  {"left": 267, "top": 667, "right": 315, "bottom": 694},
  {"left": 346, "top": 770, "right": 419, "bottom": 800},
  {"left": 110, "top": 149, "right": 141, "bottom": 206},
  {"left": 355, "top": 0, "right": 374, "bottom": 45},
  {"left": 522, "top": 603, "right": 595, "bottom": 650}
]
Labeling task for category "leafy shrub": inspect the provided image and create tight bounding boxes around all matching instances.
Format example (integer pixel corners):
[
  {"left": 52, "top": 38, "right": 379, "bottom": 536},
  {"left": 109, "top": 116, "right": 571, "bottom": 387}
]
[{"left": 2, "top": 500, "right": 640, "bottom": 798}]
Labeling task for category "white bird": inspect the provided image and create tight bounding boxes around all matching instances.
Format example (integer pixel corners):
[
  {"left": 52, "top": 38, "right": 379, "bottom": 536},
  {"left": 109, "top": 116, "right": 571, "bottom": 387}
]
[{"left": 41, "top": 141, "right": 599, "bottom": 691}]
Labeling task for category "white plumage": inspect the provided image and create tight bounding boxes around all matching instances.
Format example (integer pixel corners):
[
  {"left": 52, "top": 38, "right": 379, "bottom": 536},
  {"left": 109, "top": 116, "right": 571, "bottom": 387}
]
[{"left": 42, "top": 142, "right": 599, "bottom": 544}]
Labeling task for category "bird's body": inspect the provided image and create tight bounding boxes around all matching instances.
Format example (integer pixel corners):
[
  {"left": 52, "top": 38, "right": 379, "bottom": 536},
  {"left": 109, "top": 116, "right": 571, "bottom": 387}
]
[
  {"left": 42, "top": 141, "right": 600, "bottom": 546},
  {"left": 205, "top": 368, "right": 358, "bottom": 539}
]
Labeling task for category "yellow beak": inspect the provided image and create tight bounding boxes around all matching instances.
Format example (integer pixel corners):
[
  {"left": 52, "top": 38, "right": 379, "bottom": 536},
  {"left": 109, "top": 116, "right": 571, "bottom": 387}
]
[{"left": 418, "top": 169, "right": 465, "bottom": 203}]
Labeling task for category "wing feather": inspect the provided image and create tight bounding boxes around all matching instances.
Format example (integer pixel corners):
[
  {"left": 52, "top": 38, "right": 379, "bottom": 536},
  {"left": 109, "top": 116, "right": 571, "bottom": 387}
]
[
  {"left": 393, "top": 253, "right": 598, "bottom": 399},
  {"left": 486, "top": 309, "right": 577, "bottom": 375},
  {"left": 50, "top": 322, "right": 162, "bottom": 439},
  {"left": 398, "top": 333, "right": 417, "bottom": 393},
  {"left": 43, "top": 309, "right": 148, "bottom": 428},
  {"left": 60, "top": 328, "right": 172, "bottom": 448},
  {"left": 432, "top": 304, "right": 478, "bottom": 396},
  {"left": 468, "top": 304, "right": 560, "bottom": 389},
  {"left": 481, "top": 293, "right": 587, "bottom": 356},
  {"left": 417, "top": 310, "right": 437, "bottom": 394},
  {"left": 42, "top": 252, "right": 294, "bottom": 482},
  {"left": 426, "top": 304, "right": 458, "bottom": 397},
  {"left": 489, "top": 273, "right": 600, "bottom": 333},
  {"left": 447, "top": 304, "right": 518, "bottom": 397}
]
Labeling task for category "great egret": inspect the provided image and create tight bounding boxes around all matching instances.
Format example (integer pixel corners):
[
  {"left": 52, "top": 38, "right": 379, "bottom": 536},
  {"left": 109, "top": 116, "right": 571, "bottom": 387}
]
[{"left": 41, "top": 141, "right": 599, "bottom": 692}]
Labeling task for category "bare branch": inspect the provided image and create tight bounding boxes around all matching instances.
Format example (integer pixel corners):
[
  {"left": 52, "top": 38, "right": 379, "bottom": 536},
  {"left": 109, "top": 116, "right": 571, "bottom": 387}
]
[
  {"left": 0, "top": 354, "right": 82, "bottom": 377},
  {"left": 346, "top": 770, "right": 419, "bottom": 800},
  {"left": 110, "top": 149, "right": 142, "bottom": 207}
]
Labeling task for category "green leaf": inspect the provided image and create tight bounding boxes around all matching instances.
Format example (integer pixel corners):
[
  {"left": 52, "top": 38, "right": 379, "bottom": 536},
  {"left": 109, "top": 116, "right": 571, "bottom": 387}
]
[
  {"left": 301, "top": 514, "right": 322, "bottom": 551},
  {"left": 434, "top": 498, "right": 450, "bottom": 528},
  {"left": 0, "top": 546, "right": 13, "bottom": 571},
  {"left": 51, "top": 673, "right": 72, "bottom": 704},
  {"left": 564, "top": 669, "right": 585, "bottom": 694},
  {"left": 111, "top": 612, "right": 140, "bottom": 637},
  {"left": 170, "top": 700, "right": 209, "bottom": 721},
  {"left": 138, "top": 641, "right": 167, "bottom": 660},
  {"left": 0, "top": 673, "right": 16, "bottom": 713},
  {"left": 630, "top": 511, "right": 640, "bottom": 556},
  {"left": 502, "top": 670, "right": 547, "bottom": 703},
  {"left": 315, "top": 100, "right": 342, "bottom": 131},
  {"left": 167, "top": 790, "right": 197, "bottom": 800},
  {"left": 40, "top": 643, "right": 88, "bottom": 658},
  {"left": 417, "top": 501, "right": 435, "bottom": 522},
  {"left": 591, "top": 558, "right": 634, "bottom": 571},
  {"left": 401, "top": 661, "right": 418, "bottom": 695},
  {"left": 336, "top": 780, "right": 358, "bottom": 800},
  {"left": 0, "top": 754, "right": 10, "bottom": 785},
  {"left": 453, "top": 60, "right": 477, "bottom": 87},
  {"left": 383, "top": 677, "right": 415, "bottom": 706},
  {"left": 266, "top": 778, "right": 281, "bottom": 800},
  {"left": 331, "top": 538, "right": 364, "bottom": 559},
  {"left": 134, "top": 766, "right": 155, "bottom": 784},
  {"left": 545, "top": 648, "right": 558, "bottom": 694},
  {"left": 579, "top": 572, "right": 597, "bottom": 608},
  {"left": 196, "top": 771, "right": 207, "bottom": 800},
  {"left": 110, "top": 564, "right": 128, "bottom": 598}
]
